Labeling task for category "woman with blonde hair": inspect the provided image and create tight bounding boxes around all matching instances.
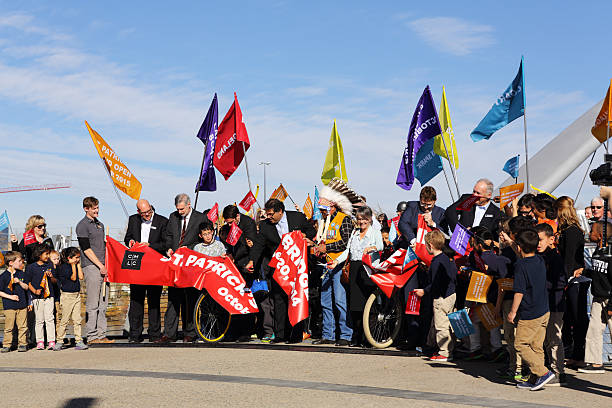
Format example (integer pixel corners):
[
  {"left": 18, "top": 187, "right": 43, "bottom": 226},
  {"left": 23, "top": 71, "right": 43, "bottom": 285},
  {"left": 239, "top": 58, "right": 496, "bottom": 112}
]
[
  {"left": 554, "top": 196, "right": 587, "bottom": 369},
  {"left": 10, "top": 215, "right": 55, "bottom": 264}
]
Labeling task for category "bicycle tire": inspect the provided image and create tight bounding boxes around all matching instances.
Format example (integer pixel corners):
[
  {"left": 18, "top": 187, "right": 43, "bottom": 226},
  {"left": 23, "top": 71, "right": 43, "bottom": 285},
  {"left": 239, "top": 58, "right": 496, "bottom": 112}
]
[
  {"left": 194, "top": 291, "right": 232, "bottom": 343},
  {"left": 363, "top": 288, "right": 402, "bottom": 348}
]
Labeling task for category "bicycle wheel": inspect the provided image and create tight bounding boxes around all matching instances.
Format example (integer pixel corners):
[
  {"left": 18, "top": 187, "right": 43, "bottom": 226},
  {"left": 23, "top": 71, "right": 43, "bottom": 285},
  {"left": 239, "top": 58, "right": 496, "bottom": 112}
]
[
  {"left": 194, "top": 291, "right": 232, "bottom": 343},
  {"left": 363, "top": 288, "right": 402, "bottom": 348}
]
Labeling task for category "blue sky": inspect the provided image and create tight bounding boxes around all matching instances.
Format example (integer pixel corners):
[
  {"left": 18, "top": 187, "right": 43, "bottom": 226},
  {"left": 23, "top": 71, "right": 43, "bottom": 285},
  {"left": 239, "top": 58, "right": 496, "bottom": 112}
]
[{"left": 0, "top": 1, "right": 610, "bottom": 237}]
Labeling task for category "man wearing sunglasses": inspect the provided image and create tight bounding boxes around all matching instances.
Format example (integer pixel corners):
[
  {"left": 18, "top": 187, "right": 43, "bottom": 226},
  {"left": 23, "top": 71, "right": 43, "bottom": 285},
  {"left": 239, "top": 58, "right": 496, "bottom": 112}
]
[
  {"left": 123, "top": 199, "right": 168, "bottom": 343},
  {"left": 398, "top": 186, "right": 449, "bottom": 248},
  {"left": 589, "top": 197, "right": 605, "bottom": 222}
]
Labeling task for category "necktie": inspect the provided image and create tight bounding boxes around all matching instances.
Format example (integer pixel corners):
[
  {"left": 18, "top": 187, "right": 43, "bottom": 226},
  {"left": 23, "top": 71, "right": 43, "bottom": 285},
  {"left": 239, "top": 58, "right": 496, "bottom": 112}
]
[{"left": 178, "top": 216, "right": 187, "bottom": 248}]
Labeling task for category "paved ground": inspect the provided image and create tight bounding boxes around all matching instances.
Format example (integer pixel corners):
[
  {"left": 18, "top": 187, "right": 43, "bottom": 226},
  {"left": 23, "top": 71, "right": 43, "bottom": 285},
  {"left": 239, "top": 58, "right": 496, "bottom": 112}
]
[{"left": 0, "top": 343, "right": 610, "bottom": 407}]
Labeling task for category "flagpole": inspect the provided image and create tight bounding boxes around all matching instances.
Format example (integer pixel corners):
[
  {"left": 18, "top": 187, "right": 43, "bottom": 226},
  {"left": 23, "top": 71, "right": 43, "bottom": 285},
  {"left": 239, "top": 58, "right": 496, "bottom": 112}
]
[
  {"left": 439, "top": 133, "right": 460, "bottom": 197},
  {"left": 441, "top": 164, "right": 456, "bottom": 202},
  {"left": 241, "top": 142, "right": 260, "bottom": 211},
  {"left": 282, "top": 184, "right": 299, "bottom": 208},
  {"left": 523, "top": 112, "right": 530, "bottom": 191},
  {"left": 575, "top": 147, "right": 598, "bottom": 202},
  {"left": 98, "top": 157, "right": 129, "bottom": 218},
  {"left": 193, "top": 151, "right": 207, "bottom": 211}
]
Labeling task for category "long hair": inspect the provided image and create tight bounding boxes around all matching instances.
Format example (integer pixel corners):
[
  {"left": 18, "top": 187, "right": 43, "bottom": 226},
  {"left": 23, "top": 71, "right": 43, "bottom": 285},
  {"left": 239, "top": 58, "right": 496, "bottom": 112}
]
[
  {"left": 25, "top": 215, "right": 47, "bottom": 238},
  {"left": 555, "top": 196, "right": 583, "bottom": 233}
]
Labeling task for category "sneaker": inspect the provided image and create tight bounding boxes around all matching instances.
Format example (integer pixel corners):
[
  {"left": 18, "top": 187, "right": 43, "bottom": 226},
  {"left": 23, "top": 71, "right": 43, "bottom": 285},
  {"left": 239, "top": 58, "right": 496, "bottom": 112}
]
[
  {"left": 464, "top": 349, "right": 484, "bottom": 361},
  {"left": 36, "top": 342, "right": 45, "bottom": 350},
  {"left": 53, "top": 343, "right": 64, "bottom": 351},
  {"left": 1, "top": 347, "right": 10, "bottom": 353},
  {"left": 47, "top": 341, "right": 56, "bottom": 350},
  {"left": 17, "top": 345, "right": 27, "bottom": 352},
  {"left": 497, "top": 369, "right": 519, "bottom": 381},
  {"left": 75, "top": 342, "right": 89, "bottom": 350},
  {"left": 577, "top": 364, "right": 606, "bottom": 374},
  {"left": 530, "top": 371, "right": 555, "bottom": 391},
  {"left": 430, "top": 354, "right": 451, "bottom": 362},
  {"left": 261, "top": 336, "right": 273, "bottom": 343},
  {"left": 515, "top": 373, "right": 529, "bottom": 382},
  {"left": 516, "top": 380, "right": 535, "bottom": 390},
  {"left": 335, "top": 339, "right": 350, "bottom": 346}
]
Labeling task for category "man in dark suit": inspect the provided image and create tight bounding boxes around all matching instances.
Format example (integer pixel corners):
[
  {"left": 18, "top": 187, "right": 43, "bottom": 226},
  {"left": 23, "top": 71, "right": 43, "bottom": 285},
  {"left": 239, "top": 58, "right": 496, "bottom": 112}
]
[
  {"left": 444, "top": 178, "right": 504, "bottom": 237},
  {"left": 398, "top": 186, "right": 448, "bottom": 248},
  {"left": 246, "top": 199, "right": 316, "bottom": 343},
  {"left": 161, "top": 193, "right": 206, "bottom": 343},
  {"left": 124, "top": 199, "right": 168, "bottom": 343}
]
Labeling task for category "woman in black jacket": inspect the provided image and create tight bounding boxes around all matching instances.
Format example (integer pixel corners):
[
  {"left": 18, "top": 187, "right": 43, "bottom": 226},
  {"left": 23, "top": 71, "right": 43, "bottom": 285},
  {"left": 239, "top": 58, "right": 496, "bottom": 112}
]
[
  {"left": 555, "top": 196, "right": 587, "bottom": 367},
  {"left": 10, "top": 215, "right": 54, "bottom": 264}
]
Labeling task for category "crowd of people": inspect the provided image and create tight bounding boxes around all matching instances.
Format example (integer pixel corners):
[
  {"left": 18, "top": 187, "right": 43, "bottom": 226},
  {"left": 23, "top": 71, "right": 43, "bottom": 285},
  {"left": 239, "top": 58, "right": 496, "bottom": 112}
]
[{"left": 1, "top": 177, "right": 611, "bottom": 391}]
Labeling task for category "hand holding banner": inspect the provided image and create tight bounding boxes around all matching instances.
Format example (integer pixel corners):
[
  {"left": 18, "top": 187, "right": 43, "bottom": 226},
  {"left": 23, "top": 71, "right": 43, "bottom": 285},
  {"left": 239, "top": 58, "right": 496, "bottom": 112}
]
[
  {"left": 499, "top": 183, "right": 524, "bottom": 208},
  {"left": 405, "top": 290, "right": 421, "bottom": 315},
  {"left": 449, "top": 223, "right": 471, "bottom": 255},
  {"left": 227, "top": 223, "right": 242, "bottom": 246},
  {"left": 465, "top": 271, "right": 493, "bottom": 303},
  {"left": 208, "top": 203, "right": 219, "bottom": 223}
]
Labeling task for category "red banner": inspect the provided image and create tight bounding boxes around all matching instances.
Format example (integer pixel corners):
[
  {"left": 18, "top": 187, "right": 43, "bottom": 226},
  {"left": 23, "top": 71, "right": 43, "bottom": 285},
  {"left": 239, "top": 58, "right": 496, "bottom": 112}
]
[
  {"left": 208, "top": 202, "right": 219, "bottom": 223},
  {"left": 414, "top": 214, "right": 434, "bottom": 266},
  {"left": 405, "top": 290, "right": 421, "bottom": 315},
  {"left": 214, "top": 92, "right": 250, "bottom": 180},
  {"left": 239, "top": 190, "right": 257, "bottom": 212},
  {"left": 269, "top": 230, "right": 309, "bottom": 326},
  {"left": 362, "top": 249, "right": 419, "bottom": 298},
  {"left": 227, "top": 222, "right": 242, "bottom": 246},
  {"left": 105, "top": 237, "right": 258, "bottom": 314},
  {"left": 23, "top": 229, "right": 36, "bottom": 245},
  {"left": 456, "top": 195, "right": 480, "bottom": 211}
]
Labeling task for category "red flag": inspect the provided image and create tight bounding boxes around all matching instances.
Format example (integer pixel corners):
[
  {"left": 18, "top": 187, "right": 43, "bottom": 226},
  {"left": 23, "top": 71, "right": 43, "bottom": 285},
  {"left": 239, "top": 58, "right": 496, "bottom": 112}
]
[
  {"left": 239, "top": 190, "right": 257, "bottom": 212},
  {"left": 405, "top": 290, "right": 421, "bottom": 315},
  {"left": 23, "top": 229, "right": 36, "bottom": 245},
  {"left": 227, "top": 222, "right": 242, "bottom": 246},
  {"left": 214, "top": 92, "right": 250, "bottom": 180},
  {"left": 208, "top": 203, "right": 219, "bottom": 223},
  {"left": 456, "top": 195, "right": 480, "bottom": 211},
  {"left": 269, "top": 231, "right": 309, "bottom": 326},
  {"left": 413, "top": 214, "right": 434, "bottom": 266}
]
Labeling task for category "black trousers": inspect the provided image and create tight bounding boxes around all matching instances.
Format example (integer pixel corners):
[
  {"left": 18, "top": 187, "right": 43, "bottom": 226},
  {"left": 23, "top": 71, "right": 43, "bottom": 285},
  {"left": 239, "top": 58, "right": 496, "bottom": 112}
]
[
  {"left": 129, "top": 284, "right": 162, "bottom": 341},
  {"left": 165, "top": 287, "right": 198, "bottom": 339},
  {"left": 271, "top": 279, "right": 303, "bottom": 340},
  {"left": 563, "top": 281, "right": 590, "bottom": 361}
]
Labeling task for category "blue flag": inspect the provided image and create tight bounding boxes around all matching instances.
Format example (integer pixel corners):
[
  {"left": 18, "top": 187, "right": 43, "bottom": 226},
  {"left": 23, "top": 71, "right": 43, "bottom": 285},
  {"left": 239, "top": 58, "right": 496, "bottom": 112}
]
[
  {"left": 414, "top": 137, "right": 443, "bottom": 186},
  {"left": 396, "top": 86, "right": 443, "bottom": 191},
  {"left": 313, "top": 186, "right": 322, "bottom": 220},
  {"left": 0, "top": 211, "right": 9, "bottom": 231},
  {"left": 470, "top": 58, "right": 525, "bottom": 142},
  {"left": 502, "top": 155, "right": 520, "bottom": 178},
  {"left": 195, "top": 93, "right": 219, "bottom": 192}
]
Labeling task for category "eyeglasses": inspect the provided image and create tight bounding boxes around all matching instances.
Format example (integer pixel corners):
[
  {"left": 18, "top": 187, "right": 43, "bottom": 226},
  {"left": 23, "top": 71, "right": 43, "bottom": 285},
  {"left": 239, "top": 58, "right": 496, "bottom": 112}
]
[
  {"left": 139, "top": 209, "right": 153, "bottom": 216},
  {"left": 518, "top": 211, "right": 532, "bottom": 216},
  {"left": 35, "top": 224, "right": 47, "bottom": 229},
  {"left": 592, "top": 206, "right": 603, "bottom": 209}
]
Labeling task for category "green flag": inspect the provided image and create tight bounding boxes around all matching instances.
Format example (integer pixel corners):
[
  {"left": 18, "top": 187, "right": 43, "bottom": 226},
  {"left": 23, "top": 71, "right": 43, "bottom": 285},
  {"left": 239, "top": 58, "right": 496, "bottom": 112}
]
[{"left": 321, "top": 119, "right": 348, "bottom": 185}]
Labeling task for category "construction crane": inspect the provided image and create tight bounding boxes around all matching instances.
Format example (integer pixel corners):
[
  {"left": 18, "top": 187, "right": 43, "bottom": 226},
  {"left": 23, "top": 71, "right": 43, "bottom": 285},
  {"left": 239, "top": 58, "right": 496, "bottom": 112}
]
[{"left": 0, "top": 183, "right": 71, "bottom": 194}]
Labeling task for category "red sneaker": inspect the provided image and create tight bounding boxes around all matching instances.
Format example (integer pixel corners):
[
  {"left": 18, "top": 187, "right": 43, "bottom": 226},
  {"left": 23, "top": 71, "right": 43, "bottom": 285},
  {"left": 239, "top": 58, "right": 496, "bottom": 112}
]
[{"left": 429, "top": 354, "right": 451, "bottom": 362}]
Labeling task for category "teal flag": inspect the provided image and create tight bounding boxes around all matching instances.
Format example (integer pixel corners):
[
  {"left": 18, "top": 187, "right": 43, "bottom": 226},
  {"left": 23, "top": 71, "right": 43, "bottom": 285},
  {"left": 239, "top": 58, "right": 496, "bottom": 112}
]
[
  {"left": 414, "top": 137, "right": 443, "bottom": 186},
  {"left": 470, "top": 58, "right": 525, "bottom": 142}
]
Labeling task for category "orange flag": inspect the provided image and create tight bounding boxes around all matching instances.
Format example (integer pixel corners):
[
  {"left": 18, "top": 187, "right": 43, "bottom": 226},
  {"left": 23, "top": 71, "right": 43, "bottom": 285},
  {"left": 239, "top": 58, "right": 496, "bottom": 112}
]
[
  {"left": 465, "top": 271, "right": 492, "bottom": 303},
  {"left": 85, "top": 121, "right": 142, "bottom": 200},
  {"left": 270, "top": 184, "right": 289, "bottom": 202},
  {"left": 591, "top": 82, "right": 611, "bottom": 143},
  {"left": 303, "top": 194, "right": 313, "bottom": 219},
  {"left": 499, "top": 183, "right": 524, "bottom": 208}
]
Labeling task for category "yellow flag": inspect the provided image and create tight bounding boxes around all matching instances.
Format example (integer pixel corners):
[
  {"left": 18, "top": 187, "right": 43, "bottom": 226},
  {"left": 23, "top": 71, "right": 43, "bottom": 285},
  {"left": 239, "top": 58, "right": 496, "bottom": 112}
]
[
  {"left": 270, "top": 184, "right": 289, "bottom": 201},
  {"left": 433, "top": 86, "right": 459, "bottom": 168},
  {"left": 85, "top": 121, "right": 142, "bottom": 200},
  {"left": 530, "top": 184, "right": 557, "bottom": 200},
  {"left": 303, "top": 194, "right": 313, "bottom": 219},
  {"left": 591, "top": 83, "right": 611, "bottom": 143},
  {"left": 321, "top": 120, "right": 348, "bottom": 185}
]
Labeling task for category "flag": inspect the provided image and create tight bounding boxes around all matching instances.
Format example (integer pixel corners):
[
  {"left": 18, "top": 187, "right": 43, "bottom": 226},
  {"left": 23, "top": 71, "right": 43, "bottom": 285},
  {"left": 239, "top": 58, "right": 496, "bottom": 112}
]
[
  {"left": 530, "top": 184, "right": 557, "bottom": 199},
  {"left": 214, "top": 92, "right": 250, "bottom": 180},
  {"left": 591, "top": 82, "right": 611, "bottom": 143},
  {"left": 396, "top": 86, "right": 443, "bottom": 191},
  {"left": 321, "top": 120, "right": 348, "bottom": 185},
  {"left": 502, "top": 155, "right": 520, "bottom": 178},
  {"left": 270, "top": 184, "right": 289, "bottom": 201},
  {"left": 414, "top": 137, "right": 443, "bottom": 186},
  {"left": 449, "top": 223, "right": 472, "bottom": 255},
  {"left": 239, "top": 190, "right": 257, "bottom": 212},
  {"left": 470, "top": 58, "right": 525, "bottom": 142},
  {"left": 208, "top": 203, "right": 219, "bottom": 223},
  {"left": 312, "top": 186, "right": 322, "bottom": 220},
  {"left": 0, "top": 211, "right": 9, "bottom": 231},
  {"left": 303, "top": 194, "right": 313, "bottom": 219},
  {"left": 434, "top": 86, "right": 459, "bottom": 168},
  {"left": 195, "top": 94, "right": 219, "bottom": 192},
  {"left": 499, "top": 183, "right": 524, "bottom": 208},
  {"left": 456, "top": 195, "right": 480, "bottom": 211},
  {"left": 247, "top": 185, "right": 259, "bottom": 218},
  {"left": 23, "top": 229, "right": 36, "bottom": 245},
  {"left": 227, "top": 222, "right": 242, "bottom": 246},
  {"left": 85, "top": 121, "right": 142, "bottom": 200}
]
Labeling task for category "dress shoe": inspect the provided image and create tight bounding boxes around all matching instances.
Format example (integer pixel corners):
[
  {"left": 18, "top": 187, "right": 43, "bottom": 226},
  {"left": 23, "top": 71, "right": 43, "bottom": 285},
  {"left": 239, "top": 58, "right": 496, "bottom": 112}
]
[
  {"left": 271, "top": 337, "right": 286, "bottom": 344},
  {"left": 183, "top": 336, "right": 195, "bottom": 343},
  {"left": 150, "top": 338, "right": 163, "bottom": 343},
  {"left": 128, "top": 338, "right": 142, "bottom": 344},
  {"left": 349, "top": 341, "right": 362, "bottom": 348},
  {"left": 312, "top": 339, "right": 335, "bottom": 345},
  {"left": 335, "top": 339, "right": 350, "bottom": 347},
  {"left": 235, "top": 336, "right": 252, "bottom": 343},
  {"left": 159, "top": 335, "right": 174, "bottom": 343},
  {"left": 286, "top": 338, "right": 302, "bottom": 344}
]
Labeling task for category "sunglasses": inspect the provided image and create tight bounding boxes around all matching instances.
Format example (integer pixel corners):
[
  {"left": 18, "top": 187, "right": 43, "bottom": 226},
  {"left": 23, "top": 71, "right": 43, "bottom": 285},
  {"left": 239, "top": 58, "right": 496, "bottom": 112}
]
[
  {"left": 35, "top": 224, "right": 47, "bottom": 229},
  {"left": 592, "top": 206, "right": 603, "bottom": 209}
]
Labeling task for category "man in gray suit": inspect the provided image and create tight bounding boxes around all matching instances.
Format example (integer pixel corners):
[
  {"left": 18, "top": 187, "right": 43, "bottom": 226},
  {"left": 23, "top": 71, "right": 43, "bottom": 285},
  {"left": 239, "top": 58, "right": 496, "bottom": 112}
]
[{"left": 160, "top": 193, "right": 206, "bottom": 343}]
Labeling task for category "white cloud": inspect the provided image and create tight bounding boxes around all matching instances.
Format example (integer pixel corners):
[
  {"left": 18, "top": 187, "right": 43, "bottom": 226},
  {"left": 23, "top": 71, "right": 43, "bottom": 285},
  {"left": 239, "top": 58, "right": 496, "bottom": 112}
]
[{"left": 408, "top": 17, "right": 495, "bottom": 56}]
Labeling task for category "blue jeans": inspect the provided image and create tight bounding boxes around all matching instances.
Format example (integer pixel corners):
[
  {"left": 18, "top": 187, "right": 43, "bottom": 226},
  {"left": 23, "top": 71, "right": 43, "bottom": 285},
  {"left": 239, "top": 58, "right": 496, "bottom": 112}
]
[{"left": 321, "top": 264, "right": 352, "bottom": 341}]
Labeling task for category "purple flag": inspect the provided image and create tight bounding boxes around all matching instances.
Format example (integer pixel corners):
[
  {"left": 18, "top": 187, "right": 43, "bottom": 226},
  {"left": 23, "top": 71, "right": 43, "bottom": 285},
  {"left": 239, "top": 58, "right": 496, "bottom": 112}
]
[
  {"left": 449, "top": 223, "right": 472, "bottom": 255},
  {"left": 396, "top": 86, "right": 442, "bottom": 190},
  {"left": 195, "top": 94, "right": 219, "bottom": 192}
]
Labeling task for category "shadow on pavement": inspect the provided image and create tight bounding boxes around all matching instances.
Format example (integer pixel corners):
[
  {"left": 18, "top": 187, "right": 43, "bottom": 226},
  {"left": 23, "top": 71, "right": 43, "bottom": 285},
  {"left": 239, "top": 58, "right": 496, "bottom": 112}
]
[{"left": 62, "top": 397, "right": 98, "bottom": 408}]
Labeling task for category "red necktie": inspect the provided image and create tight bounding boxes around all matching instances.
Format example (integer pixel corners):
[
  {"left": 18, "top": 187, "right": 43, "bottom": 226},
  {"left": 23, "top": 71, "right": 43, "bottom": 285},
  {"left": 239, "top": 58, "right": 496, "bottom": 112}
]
[{"left": 178, "top": 216, "right": 187, "bottom": 247}]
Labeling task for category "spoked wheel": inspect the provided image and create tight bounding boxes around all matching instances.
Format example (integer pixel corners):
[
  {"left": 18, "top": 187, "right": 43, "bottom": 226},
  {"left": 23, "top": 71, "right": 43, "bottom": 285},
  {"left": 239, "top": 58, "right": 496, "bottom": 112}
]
[
  {"left": 194, "top": 291, "right": 231, "bottom": 343},
  {"left": 363, "top": 288, "right": 402, "bottom": 348}
]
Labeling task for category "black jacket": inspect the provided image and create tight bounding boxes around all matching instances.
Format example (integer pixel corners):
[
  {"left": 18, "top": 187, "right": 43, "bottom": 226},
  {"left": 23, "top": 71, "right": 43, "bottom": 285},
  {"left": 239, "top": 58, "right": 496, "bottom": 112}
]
[
  {"left": 444, "top": 193, "right": 504, "bottom": 237},
  {"left": 165, "top": 209, "right": 206, "bottom": 251},
  {"left": 585, "top": 247, "right": 612, "bottom": 302},
  {"left": 221, "top": 213, "right": 257, "bottom": 269},
  {"left": 398, "top": 201, "right": 448, "bottom": 245},
  {"left": 250, "top": 211, "right": 316, "bottom": 276},
  {"left": 124, "top": 212, "right": 169, "bottom": 255},
  {"left": 557, "top": 224, "right": 585, "bottom": 279}
]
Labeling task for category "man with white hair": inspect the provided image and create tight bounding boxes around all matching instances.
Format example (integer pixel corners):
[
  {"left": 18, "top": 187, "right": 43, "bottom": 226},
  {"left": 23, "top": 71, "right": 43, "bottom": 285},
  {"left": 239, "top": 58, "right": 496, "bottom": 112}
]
[
  {"left": 589, "top": 197, "right": 605, "bottom": 222},
  {"left": 444, "top": 178, "right": 504, "bottom": 237}
]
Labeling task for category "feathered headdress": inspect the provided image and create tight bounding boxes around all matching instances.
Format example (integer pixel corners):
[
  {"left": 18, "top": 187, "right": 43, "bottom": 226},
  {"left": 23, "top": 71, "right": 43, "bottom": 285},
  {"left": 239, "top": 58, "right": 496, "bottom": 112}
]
[{"left": 319, "top": 178, "right": 363, "bottom": 215}]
